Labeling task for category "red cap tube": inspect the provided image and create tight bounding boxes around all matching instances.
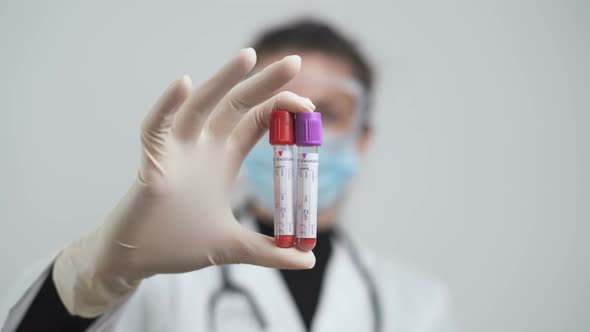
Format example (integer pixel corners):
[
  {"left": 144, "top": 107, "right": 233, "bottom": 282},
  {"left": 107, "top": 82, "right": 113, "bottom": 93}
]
[
  {"left": 269, "top": 110, "right": 295, "bottom": 145},
  {"left": 269, "top": 110, "right": 295, "bottom": 247}
]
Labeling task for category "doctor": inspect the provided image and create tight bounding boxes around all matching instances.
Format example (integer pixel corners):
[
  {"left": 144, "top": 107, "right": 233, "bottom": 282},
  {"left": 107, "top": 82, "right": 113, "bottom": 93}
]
[{"left": 1, "top": 20, "right": 451, "bottom": 332}]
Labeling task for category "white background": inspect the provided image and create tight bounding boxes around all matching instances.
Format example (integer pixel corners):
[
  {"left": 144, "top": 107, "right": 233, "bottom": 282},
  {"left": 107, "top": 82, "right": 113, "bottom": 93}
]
[{"left": 1, "top": 1, "right": 588, "bottom": 331}]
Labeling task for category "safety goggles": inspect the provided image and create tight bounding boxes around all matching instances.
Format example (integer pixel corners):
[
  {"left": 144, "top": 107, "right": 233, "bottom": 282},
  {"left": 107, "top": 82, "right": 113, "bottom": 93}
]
[{"left": 285, "top": 73, "right": 369, "bottom": 135}]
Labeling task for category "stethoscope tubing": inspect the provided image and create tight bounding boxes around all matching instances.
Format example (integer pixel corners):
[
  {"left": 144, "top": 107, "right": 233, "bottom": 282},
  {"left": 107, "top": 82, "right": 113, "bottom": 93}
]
[{"left": 207, "top": 222, "right": 382, "bottom": 332}]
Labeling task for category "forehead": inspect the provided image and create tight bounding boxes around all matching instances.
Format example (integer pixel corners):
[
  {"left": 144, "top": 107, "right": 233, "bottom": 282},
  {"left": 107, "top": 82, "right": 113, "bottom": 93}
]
[{"left": 255, "top": 50, "right": 356, "bottom": 98}]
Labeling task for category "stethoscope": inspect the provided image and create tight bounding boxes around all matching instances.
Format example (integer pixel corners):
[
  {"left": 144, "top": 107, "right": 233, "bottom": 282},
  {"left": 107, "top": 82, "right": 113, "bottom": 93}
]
[{"left": 207, "top": 206, "right": 383, "bottom": 332}]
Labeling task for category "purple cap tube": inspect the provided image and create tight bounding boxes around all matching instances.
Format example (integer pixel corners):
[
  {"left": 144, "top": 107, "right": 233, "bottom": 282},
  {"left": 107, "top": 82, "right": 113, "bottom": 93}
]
[
  {"left": 295, "top": 112, "right": 323, "bottom": 146},
  {"left": 294, "top": 112, "right": 322, "bottom": 251}
]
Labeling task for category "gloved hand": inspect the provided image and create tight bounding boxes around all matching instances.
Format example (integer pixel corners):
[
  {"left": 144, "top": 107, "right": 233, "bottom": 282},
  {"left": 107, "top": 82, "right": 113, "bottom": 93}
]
[{"left": 53, "top": 48, "right": 316, "bottom": 317}]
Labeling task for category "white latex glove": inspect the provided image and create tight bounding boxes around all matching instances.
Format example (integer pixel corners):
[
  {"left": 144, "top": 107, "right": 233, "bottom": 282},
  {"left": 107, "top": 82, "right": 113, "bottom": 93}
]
[{"left": 53, "top": 48, "right": 316, "bottom": 317}]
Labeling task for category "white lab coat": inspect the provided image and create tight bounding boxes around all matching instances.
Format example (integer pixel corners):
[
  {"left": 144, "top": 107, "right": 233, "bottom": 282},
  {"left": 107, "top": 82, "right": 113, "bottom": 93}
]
[{"left": 0, "top": 218, "right": 452, "bottom": 332}]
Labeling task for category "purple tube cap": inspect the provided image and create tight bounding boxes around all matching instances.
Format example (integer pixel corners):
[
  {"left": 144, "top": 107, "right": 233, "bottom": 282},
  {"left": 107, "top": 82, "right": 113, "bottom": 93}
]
[{"left": 295, "top": 112, "right": 322, "bottom": 146}]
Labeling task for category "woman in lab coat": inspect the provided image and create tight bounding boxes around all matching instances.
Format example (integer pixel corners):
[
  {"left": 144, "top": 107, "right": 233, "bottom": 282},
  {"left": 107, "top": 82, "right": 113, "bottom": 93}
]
[{"left": 1, "top": 20, "right": 451, "bottom": 332}]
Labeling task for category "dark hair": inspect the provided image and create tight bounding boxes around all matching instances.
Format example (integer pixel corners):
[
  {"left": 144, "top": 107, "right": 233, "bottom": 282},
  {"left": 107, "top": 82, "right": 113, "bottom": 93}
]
[{"left": 251, "top": 18, "right": 374, "bottom": 128}]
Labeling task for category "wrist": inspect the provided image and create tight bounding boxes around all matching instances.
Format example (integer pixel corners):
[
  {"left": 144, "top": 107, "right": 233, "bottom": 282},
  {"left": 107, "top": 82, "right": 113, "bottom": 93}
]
[{"left": 52, "top": 234, "right": 141, "bottom": 318}]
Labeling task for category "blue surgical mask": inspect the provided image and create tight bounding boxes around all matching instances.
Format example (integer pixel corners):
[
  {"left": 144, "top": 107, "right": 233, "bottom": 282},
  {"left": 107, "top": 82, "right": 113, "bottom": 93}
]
[{"left": 243, "top": 132, "right": 359, "bottom": 213}]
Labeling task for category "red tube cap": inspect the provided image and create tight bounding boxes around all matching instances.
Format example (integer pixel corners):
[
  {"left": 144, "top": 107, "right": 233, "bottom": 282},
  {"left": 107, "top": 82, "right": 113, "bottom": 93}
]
[{"left": 269, "top": 110, "right": 295, "bottom": 145}]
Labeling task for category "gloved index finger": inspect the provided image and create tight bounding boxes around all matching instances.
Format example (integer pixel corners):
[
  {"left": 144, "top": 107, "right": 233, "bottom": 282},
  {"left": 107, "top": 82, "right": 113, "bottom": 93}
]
[{"left": 227, "top": 90, "right": 315, "bottom": 167}]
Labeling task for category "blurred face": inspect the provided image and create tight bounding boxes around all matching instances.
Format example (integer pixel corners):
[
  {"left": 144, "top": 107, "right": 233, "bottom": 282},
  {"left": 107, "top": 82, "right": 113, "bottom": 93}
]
[{"left": 243, "top": 50, "right": 371, "bottom": 226}]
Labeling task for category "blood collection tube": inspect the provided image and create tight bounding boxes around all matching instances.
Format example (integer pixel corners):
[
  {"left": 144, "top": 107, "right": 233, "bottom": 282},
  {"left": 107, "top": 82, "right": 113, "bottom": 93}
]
[
  {"left": 269, "top": 110, "right": 295, "bottom": 248},
  {"left": 294, "top": 112, "right": 322, "bottom": 251}
]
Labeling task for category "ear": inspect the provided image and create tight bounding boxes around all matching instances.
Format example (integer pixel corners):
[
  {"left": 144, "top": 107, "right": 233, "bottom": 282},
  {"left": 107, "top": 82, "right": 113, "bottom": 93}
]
[{"left": 356, "top": 127, "right": 373, "bottom": 156}]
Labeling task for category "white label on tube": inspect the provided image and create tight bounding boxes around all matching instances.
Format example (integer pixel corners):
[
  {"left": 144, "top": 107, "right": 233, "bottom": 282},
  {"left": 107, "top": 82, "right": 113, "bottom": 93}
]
[
  {"left": 274, "top": 150, "right": 294, "bottom": 236},
  {"left": 296, "top": 152, "right": 318, "bottom": 239}
]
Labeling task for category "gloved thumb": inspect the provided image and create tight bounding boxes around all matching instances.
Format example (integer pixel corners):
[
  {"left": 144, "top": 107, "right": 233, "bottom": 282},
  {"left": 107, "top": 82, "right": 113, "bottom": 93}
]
[{"left": 234, "top": 228, "right": 316, "bottom": 270}]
